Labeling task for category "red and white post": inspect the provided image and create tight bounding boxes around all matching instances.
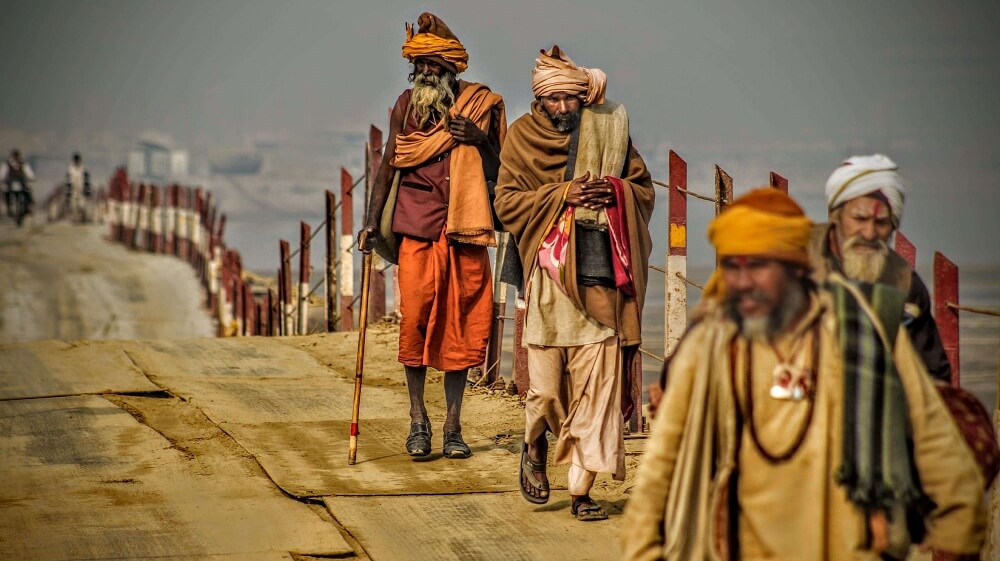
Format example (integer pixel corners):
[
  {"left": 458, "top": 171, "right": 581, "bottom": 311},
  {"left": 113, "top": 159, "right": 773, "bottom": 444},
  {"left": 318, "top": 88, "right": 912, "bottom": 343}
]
[
  {"left": 665, "top": 150, "right": 688, "bottom": 358},
  {"left": 769, "top": 171, "right": 788, "bottom": 194},
  {"left": 894, "top": 231, "right": 916, "bottom": 269},
  {"left": 298, "top": 221, "right": 311, "bottom": 336},
  {"left": 933, "top": 252, "right": 960, "bottom": 387},
  {"left": 339, "top": 168, "right": 355, "bottom": 331}
]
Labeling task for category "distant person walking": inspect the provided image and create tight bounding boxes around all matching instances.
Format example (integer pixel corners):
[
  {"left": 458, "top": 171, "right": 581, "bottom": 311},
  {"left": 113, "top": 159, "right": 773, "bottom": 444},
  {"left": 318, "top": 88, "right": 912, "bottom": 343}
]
[
  {"left": 357, "top": 12, "right": 506, "bottom": 459},
  {"left": 65, "top": 152, "right": 92, "bottom": 223}
]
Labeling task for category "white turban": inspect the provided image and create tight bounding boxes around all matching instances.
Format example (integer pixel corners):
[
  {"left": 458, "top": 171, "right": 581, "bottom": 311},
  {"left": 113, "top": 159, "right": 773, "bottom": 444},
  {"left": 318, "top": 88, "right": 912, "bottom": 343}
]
[{"left": 825, "top": 154, "right": 906, "bottom": 228}]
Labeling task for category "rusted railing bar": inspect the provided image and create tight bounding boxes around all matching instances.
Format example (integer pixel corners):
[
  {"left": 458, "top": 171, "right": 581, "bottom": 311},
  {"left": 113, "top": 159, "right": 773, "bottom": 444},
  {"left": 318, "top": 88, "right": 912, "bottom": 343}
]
[
  {"left": 947, "top": 302, "right": 1000, "bottom": 317},
  {"left": 639, "top": 347, "right": 665, "bottom": 363},
  {"left": 676, "top": 272, "right": 704, "bottom": 291}
]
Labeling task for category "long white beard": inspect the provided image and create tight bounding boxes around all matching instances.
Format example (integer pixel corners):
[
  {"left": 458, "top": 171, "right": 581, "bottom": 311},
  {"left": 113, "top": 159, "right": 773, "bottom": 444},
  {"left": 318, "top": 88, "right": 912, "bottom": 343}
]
[
  {"left": 840, "top": 236, "right": 889, "bottom": 283},
  {"left": 410, "top": 74, "right": 455, "bottom": 128}
]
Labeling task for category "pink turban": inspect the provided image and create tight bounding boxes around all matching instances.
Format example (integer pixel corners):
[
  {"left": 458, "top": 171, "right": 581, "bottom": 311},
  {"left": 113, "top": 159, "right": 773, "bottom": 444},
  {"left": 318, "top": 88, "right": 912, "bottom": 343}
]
[{"left": 531, "top": 45, "right": 607, "bottom": 106}]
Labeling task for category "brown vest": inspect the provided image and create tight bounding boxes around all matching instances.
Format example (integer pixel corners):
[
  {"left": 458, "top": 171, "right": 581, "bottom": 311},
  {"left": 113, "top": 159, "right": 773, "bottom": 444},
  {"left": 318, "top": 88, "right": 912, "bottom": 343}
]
[{"left": 391, "top": 89, "right": 451, "bottom": 241}]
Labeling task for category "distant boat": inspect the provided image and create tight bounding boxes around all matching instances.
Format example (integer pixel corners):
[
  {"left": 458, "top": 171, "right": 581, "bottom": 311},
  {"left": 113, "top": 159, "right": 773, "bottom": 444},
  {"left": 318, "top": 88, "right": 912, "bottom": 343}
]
[{"left": 210, "top": 154, "right": 263, "bottom": 176}]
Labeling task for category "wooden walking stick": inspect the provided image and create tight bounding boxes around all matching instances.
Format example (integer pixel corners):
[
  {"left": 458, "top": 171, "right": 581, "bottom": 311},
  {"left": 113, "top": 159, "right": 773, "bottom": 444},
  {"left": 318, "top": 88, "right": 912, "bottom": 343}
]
[{"left": 348, "top": 252, "right": 374, "bottom": 464}]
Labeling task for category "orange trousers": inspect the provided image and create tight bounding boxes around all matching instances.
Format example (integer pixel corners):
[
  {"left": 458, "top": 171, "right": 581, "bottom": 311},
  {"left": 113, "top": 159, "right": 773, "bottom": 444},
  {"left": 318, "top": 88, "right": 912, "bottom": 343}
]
[{"left": 396, "top": 231, "right": 492, "bottom": 372}]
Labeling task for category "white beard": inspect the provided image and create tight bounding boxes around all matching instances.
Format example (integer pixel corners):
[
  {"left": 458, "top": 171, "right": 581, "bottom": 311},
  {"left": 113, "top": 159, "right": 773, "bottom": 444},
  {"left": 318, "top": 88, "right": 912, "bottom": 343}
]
[{"left": 840, "top": 236, "right": 889, "bottom": 283}]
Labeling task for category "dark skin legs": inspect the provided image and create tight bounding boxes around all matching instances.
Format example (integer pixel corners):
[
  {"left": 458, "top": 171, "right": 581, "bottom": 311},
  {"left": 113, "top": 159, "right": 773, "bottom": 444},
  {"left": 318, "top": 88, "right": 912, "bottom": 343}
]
[{"left": 406, "top": 365, "right": 467, "bottom": 433}]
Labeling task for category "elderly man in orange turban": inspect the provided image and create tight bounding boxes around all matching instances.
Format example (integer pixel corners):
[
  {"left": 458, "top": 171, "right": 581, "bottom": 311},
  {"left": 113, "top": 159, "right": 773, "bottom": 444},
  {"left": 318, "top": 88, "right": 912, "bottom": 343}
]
[
  {"left": 494, "top": 45, "right": 655, "bottom": 521},
  {"left": 620, "top": 188, "right": 984, "bottom": 560},
  {"left": 358, "top": 12, "right": 506, "bottom": 460}
]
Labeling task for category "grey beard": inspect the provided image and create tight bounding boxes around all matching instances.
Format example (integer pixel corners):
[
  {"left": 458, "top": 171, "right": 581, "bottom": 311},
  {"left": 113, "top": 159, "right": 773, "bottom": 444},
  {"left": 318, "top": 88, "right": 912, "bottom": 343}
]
[
  {"left": 840, "top": 236, "right": 889, "bottom": 283},
  {"left": 549, "top": 110, "right": 581, "bottom": 132},
  {"left": 730, "top": 279, "right": 808, "bottom": 342},
  {"left": 410, "top": 73, "right": 457, "bottom": 128}
]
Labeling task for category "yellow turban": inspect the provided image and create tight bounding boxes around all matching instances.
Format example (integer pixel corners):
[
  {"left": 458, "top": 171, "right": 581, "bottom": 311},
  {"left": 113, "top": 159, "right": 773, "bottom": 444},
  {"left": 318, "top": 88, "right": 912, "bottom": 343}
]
[
  {"left": 531, "top": 45, "right": 607, "bottom": 106},
  {"left": 704, "top": 188, "right": 814, "bottom": 299},
  {"left": 401, "top": 12, "right": 469, "bottom": 74}
]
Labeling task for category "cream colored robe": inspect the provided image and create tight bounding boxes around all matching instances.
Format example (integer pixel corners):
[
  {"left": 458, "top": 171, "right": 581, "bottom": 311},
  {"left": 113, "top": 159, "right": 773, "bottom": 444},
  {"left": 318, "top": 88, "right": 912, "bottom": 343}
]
[{"left": 620, "top": 292, "right": 985, "bottom": 561}]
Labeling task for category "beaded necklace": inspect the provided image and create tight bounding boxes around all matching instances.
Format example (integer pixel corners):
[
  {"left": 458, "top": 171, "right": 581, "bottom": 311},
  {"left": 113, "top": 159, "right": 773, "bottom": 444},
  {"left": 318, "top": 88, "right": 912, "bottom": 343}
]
[{"left": 732, "top": 316, "right": 822, "bottom": 464}]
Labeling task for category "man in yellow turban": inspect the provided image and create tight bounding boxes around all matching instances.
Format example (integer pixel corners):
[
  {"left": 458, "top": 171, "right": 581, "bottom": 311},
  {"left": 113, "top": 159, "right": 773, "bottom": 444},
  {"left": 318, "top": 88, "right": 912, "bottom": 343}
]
[
  {"left": 358, "top": 12, "right": 506, "bottom": 460},
  {"left": 621, "top": 188, "right": 984, "bottom": 560},
  {"left": 495, "top": 45, "right": 655, "bottom": 521}
]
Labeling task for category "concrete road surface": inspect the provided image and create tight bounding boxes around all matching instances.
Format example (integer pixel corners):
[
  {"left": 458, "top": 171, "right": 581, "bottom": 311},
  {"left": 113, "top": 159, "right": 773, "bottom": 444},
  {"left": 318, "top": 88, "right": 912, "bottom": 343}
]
[{"left": 0, "top": 221, "right": 213, "bottom": 343}]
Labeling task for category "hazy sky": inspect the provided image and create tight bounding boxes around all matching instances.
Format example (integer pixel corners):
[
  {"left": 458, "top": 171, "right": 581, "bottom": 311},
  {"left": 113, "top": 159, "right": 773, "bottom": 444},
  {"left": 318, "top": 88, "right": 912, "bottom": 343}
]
[{"left": 2, "top": 0, "right": 998, "bottom": 265}]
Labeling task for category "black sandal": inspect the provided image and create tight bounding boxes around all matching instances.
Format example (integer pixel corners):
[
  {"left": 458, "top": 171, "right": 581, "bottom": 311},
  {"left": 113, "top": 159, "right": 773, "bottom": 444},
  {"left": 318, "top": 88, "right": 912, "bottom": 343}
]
[
  {"left": 571, "top": 495, "right": 608, "bottom": 521},
  {"left": 519, "top": 440, "right": 549, "bottom": 504},
  {"left": 406, "top": 421, "right": 432, "bottom": 457}
]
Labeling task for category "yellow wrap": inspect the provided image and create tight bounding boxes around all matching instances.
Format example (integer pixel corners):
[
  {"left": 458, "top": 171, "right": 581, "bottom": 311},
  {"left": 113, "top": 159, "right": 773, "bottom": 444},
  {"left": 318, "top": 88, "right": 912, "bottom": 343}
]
[
  {"left": 704, "top": 188, "right": 813, "bottom": 299},
  {"left": 402, "top": 24, "right": 468, "bottom": 73}
]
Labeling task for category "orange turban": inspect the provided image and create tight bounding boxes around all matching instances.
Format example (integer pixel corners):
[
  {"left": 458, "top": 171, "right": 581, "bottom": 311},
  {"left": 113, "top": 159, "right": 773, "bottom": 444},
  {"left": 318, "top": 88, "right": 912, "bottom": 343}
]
[
  {"left": 704, "top": 188, "right": 814, "bottom": 299},
  {"left": 401, "top": 12, "right": 469, "bottom": 74},
  {"left": 531, "top": 45, "right": 607, "bottom": 106}
]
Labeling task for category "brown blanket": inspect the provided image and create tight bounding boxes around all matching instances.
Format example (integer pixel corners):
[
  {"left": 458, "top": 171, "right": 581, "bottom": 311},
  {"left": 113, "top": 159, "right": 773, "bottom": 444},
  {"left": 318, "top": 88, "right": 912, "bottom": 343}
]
[{"left": 494, "top": 100, "right": 654, "bottom": 347}]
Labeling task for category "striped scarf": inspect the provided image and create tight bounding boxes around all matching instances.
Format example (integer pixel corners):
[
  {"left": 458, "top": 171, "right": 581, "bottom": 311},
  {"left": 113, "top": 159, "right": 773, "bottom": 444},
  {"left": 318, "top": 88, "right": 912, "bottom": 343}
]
[{"left": 831, "top": 274, "right": 931, "bottom": 516}]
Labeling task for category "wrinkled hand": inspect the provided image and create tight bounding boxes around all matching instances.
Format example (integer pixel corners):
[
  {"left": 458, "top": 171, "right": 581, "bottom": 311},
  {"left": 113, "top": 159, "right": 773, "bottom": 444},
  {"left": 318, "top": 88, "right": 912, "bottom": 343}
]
[
  {"left": 357, "top": 225, "right": 379, "bottom": 254},
  {"left": 448, "top": 115, "right": 487, "bottom": 146},
  {"left": 565, "top": 171, "right": 614, "bottom": 210}
]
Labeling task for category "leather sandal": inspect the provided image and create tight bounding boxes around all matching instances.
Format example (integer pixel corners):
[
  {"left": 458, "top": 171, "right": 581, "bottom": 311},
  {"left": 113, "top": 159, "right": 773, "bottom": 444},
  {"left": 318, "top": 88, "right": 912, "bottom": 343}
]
[
  {"left": 405, "top": 421, "right": 432, "bottom": 457},
  {"left": 443, "top": 431, "right": 472, "bottom": 459},
  {"left": 571, "top": 495, "right": 608, "bottom": 521},
  {"left": 519, "top": 440, "right": 549, "bottom": 504}
]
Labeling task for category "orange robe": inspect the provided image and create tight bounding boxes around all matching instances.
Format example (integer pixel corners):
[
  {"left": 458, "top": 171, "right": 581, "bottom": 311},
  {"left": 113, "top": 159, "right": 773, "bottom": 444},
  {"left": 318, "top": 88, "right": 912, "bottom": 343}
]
[{"left": 396, "top": 228, "right": 492, "bottom": 371}]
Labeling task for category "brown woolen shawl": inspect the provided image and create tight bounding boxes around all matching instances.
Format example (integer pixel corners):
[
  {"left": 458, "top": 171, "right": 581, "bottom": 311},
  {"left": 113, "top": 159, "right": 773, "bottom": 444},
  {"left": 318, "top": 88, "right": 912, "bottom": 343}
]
[{"left": 494, "top": 101, "right": 654, "bottom": 347}]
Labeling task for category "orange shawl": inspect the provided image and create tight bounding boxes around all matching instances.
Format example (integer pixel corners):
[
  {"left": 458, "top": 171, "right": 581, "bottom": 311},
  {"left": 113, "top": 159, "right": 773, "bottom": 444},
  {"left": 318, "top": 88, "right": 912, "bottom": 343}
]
[{"left": 392, "top": 82, "right": 506, "bottom": 247}]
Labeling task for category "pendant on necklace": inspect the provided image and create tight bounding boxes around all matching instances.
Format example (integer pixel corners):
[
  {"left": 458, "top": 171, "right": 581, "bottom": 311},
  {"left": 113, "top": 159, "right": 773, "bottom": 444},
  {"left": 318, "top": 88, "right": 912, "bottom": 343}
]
[{"left": 770, "top": 363, "right": 811, "bottom": 401}]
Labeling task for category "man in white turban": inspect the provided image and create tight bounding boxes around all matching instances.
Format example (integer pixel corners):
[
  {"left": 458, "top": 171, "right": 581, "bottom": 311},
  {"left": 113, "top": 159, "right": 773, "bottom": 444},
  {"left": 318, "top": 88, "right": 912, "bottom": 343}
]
[{"left": 810, "top": 154, "right": 951, "bottom": 381}]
